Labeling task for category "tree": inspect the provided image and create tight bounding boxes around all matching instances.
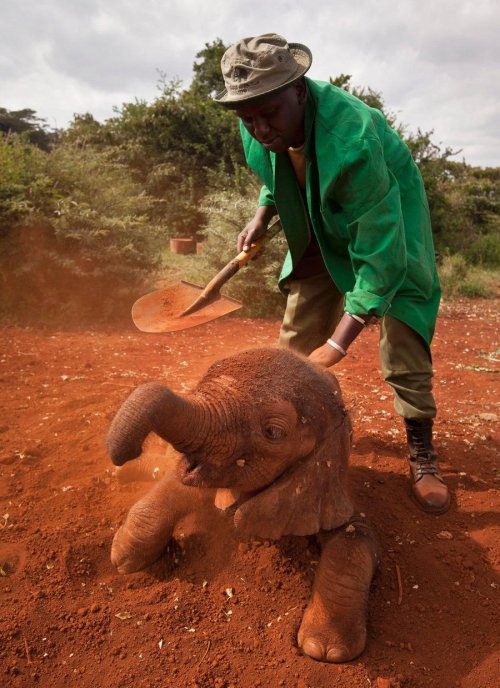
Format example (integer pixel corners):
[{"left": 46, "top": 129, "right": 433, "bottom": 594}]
[
  {"left": 63, "top": 113, "right": 109, "bottom": 148},
  {"left": 0, "top": 107, "right": 56, "bottom": 150},
  {"left": 190, "top": 38, "right": 227, "bottom": 97}
]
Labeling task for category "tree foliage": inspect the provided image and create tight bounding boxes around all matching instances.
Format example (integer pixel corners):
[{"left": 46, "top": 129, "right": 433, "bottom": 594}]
[
  {"left": 0, "top": 107, "right": 56, "bottom": 150},
  {"left": 0, "top": 135, "right": 167, "bottom": 324},
  {"left": 190, "top": 38, "right": 227, "bottom": 98},
  {"left": 0, "top": 42, "right": 498, "bottom": 325}
]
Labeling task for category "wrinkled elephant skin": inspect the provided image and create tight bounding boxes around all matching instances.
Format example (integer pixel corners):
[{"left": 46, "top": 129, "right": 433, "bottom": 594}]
[{"left": 107, "top": 348, "right": 379, "bottom": 662}]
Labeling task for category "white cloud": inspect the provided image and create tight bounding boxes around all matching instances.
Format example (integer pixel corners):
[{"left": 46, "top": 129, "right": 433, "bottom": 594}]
[{"left": 1, "top": 0, "right": 499, "bottom": 165}]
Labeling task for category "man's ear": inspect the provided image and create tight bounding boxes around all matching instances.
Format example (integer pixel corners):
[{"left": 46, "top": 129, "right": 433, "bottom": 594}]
[{"left": 233, "top": 412, "right": 354, "bottom": 540}]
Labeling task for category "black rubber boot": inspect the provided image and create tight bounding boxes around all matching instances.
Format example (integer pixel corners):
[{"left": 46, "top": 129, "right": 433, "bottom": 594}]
[{"left": 404, "top": 418, "right": 450, "bottom": 514}]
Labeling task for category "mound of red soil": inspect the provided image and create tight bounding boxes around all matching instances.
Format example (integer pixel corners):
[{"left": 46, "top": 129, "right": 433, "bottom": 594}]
[{"left": 1, "top": 300, "right": 498, "bottom": 687}]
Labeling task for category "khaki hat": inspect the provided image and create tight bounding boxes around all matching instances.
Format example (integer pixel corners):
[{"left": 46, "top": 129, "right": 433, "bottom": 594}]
[{"left": 215, "top": 33, "right": 312, "bottom": 107}]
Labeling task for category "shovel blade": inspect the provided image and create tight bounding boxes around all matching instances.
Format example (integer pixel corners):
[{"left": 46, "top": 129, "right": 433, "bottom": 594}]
[{"left": 132, "top": 281, "right": 242, "bottom": 333}]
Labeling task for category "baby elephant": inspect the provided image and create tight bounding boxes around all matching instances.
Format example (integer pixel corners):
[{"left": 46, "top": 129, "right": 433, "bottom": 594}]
[{"left": 107, "top": 348, "right": 378, "bottom": 663}]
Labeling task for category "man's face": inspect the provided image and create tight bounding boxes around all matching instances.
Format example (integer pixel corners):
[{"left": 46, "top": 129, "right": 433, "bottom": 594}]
[{"left": 235, "top": 81, "right": 306, "bottom": 153}]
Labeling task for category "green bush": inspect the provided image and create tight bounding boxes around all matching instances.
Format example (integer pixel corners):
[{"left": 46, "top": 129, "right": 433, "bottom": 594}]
[
  {"left": 458, "top": 279, "right": 493, "bottom": 298},
  {"left": 191, "top": 177, "right": 289, "bottom": 319},
  {"left": 465, "top": 231, "right": 500, "bottom": 266},
  {"left": 438, "top": 254, "right": 497, "bottom": 300},
  {"left": 0, "top": 133, "right": 47, "bottom": 219},
  {"left": 438, "top": 254, "right": 469, "bottom": 298},
  {"left": 0, "top": 136, "right": 168, "bottom": 325},
  {"left": 432, "top": 166, "right": 499, "bottom": 259}
]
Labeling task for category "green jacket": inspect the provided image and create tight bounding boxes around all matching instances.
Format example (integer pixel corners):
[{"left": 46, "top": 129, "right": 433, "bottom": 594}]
[{"left": 241, "top": 77, "right": 441, "bottom": 344}]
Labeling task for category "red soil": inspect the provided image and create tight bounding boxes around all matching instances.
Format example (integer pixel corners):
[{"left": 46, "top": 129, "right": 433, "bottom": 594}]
[{"left": 1, "top": 300, "right": 498, "bottom": 688}]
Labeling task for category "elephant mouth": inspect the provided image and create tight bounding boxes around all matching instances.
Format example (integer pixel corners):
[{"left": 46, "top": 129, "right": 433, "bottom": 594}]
[
  {"left": 178, "top": 456, "right": 222, "bottom": 488},
  {"left": 179, "top": 461, "right": 205, "bottom": 487},
  {"left": 178, "top": 454, "right": 243, "bottom": 489}
]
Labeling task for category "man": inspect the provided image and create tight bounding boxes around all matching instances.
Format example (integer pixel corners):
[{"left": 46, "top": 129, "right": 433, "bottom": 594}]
[{"left": 215, "top": 33, "right": 450, "bottom": 515}]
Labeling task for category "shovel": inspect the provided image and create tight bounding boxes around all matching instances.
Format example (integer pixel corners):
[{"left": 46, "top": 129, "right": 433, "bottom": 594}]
[{"left": 132, "top": 218, "right": 281, "bottom": 333}]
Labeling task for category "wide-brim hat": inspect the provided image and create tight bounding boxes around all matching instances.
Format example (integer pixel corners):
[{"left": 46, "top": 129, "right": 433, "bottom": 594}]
[{"left": 214, "top": 33, "right": 312, "bottom": 107}]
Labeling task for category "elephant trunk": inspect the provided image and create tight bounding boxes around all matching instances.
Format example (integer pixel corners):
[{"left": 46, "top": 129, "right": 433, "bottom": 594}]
[{"left": 106, "top": 383, "right": 207, "bottom": 466}]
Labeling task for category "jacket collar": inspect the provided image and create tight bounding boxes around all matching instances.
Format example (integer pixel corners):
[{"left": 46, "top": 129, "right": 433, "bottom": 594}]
[{"left": 303, "top": 77, "right": 317, "bottom": 159}]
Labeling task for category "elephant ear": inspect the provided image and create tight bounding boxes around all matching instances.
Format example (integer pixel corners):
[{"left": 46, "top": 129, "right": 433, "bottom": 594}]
[{"left": 233, "top": 414, "right": 354, "bottom": 540}]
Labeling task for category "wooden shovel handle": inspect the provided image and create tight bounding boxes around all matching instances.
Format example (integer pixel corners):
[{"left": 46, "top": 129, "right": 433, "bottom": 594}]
[
  {"left": 178, "top": 218, "right": 281, "bottom": 317},
  {"left": 205, "top": 217, "right": 282, "bottom": 287},
  {"left": 234, "top": 218, "right": 282, "bottom": 267},
  {"left": 193, "top": 218, "right": 282, "bottom": 303}
]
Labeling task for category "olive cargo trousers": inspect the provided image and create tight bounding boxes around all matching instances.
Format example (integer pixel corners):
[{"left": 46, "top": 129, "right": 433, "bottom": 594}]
[{"left": 278, "top": 272, "right": 437, "bottom": 420}]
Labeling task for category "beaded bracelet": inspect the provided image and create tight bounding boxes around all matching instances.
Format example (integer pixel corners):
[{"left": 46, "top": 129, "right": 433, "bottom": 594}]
[{"left": 326, "top": 339, "right": 347, "bottom": 356}]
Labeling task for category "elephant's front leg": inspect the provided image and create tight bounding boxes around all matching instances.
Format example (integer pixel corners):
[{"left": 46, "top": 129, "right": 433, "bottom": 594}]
[
  {"left": 112, "top": 471, "right": 211, "bottom": 574},
  {"left": 297, "top": 518, "right": 379, "bottom": 662}
]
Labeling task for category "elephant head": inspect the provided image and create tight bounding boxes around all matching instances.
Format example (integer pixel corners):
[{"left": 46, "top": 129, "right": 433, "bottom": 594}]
[{"left": 106, "top": 348, "right": 354, "bottom": 540}]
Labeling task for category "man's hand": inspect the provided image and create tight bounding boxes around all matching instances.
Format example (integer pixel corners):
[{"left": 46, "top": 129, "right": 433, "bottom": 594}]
[
  {"left": 237, "top": 205, "right": 277, "bottom": 253},
  {"left": 309, "top": 312, "right": 370, "bottom": 368},
  {"left": 237, "top": 217, "right": 268, "bottom": 253},
  {"left": 309, "top": 342, "right": 345, "bottom": 368}
]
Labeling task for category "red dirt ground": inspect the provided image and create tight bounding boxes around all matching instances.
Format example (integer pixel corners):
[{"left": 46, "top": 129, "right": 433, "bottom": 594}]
[{"left": 1, "top": 299, "right": 498, "bottom": 688}]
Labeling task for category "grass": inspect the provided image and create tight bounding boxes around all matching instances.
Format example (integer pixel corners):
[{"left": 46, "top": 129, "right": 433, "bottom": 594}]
[
  {"left": 438, "top": 256, "right": 499, "bottom": 300},
  {"left": 158, "top": 248, "right": 208, "bottom": 286},
  {"left": 464, "top": 265, "right": 500, "bottom": 297}
]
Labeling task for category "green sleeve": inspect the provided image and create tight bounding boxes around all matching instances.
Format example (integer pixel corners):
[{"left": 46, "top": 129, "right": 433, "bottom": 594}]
[
  {"left": 334, "top": 138, "right": 407, "bottom": 317},
  {"left": 258, "top": 185, "right": 276, "bottom": 207}
]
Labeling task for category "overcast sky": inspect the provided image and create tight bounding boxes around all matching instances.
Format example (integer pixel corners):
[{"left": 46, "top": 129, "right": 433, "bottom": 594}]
[{"left": 1, "top": 0, "right": 499, "bottom": 167}]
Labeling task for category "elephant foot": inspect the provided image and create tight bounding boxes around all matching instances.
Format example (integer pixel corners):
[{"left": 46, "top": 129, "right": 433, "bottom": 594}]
[
  {"left": 298, "top": 518, "right": 379, "bottom": 663},
  {"left": 111, "top": 472, "right": 207, "bottom": 574},
  {"left": 111, "top": 489, "right": 179, "bottom": 574},
  {"left": 111, "top": 519, "right": 173, "bottom": 574}
]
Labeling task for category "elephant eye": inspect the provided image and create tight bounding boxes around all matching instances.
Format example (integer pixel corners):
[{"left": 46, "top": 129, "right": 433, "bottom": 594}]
[{"left": 264, "top": 424, "right": 287, "bottom": 440}]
